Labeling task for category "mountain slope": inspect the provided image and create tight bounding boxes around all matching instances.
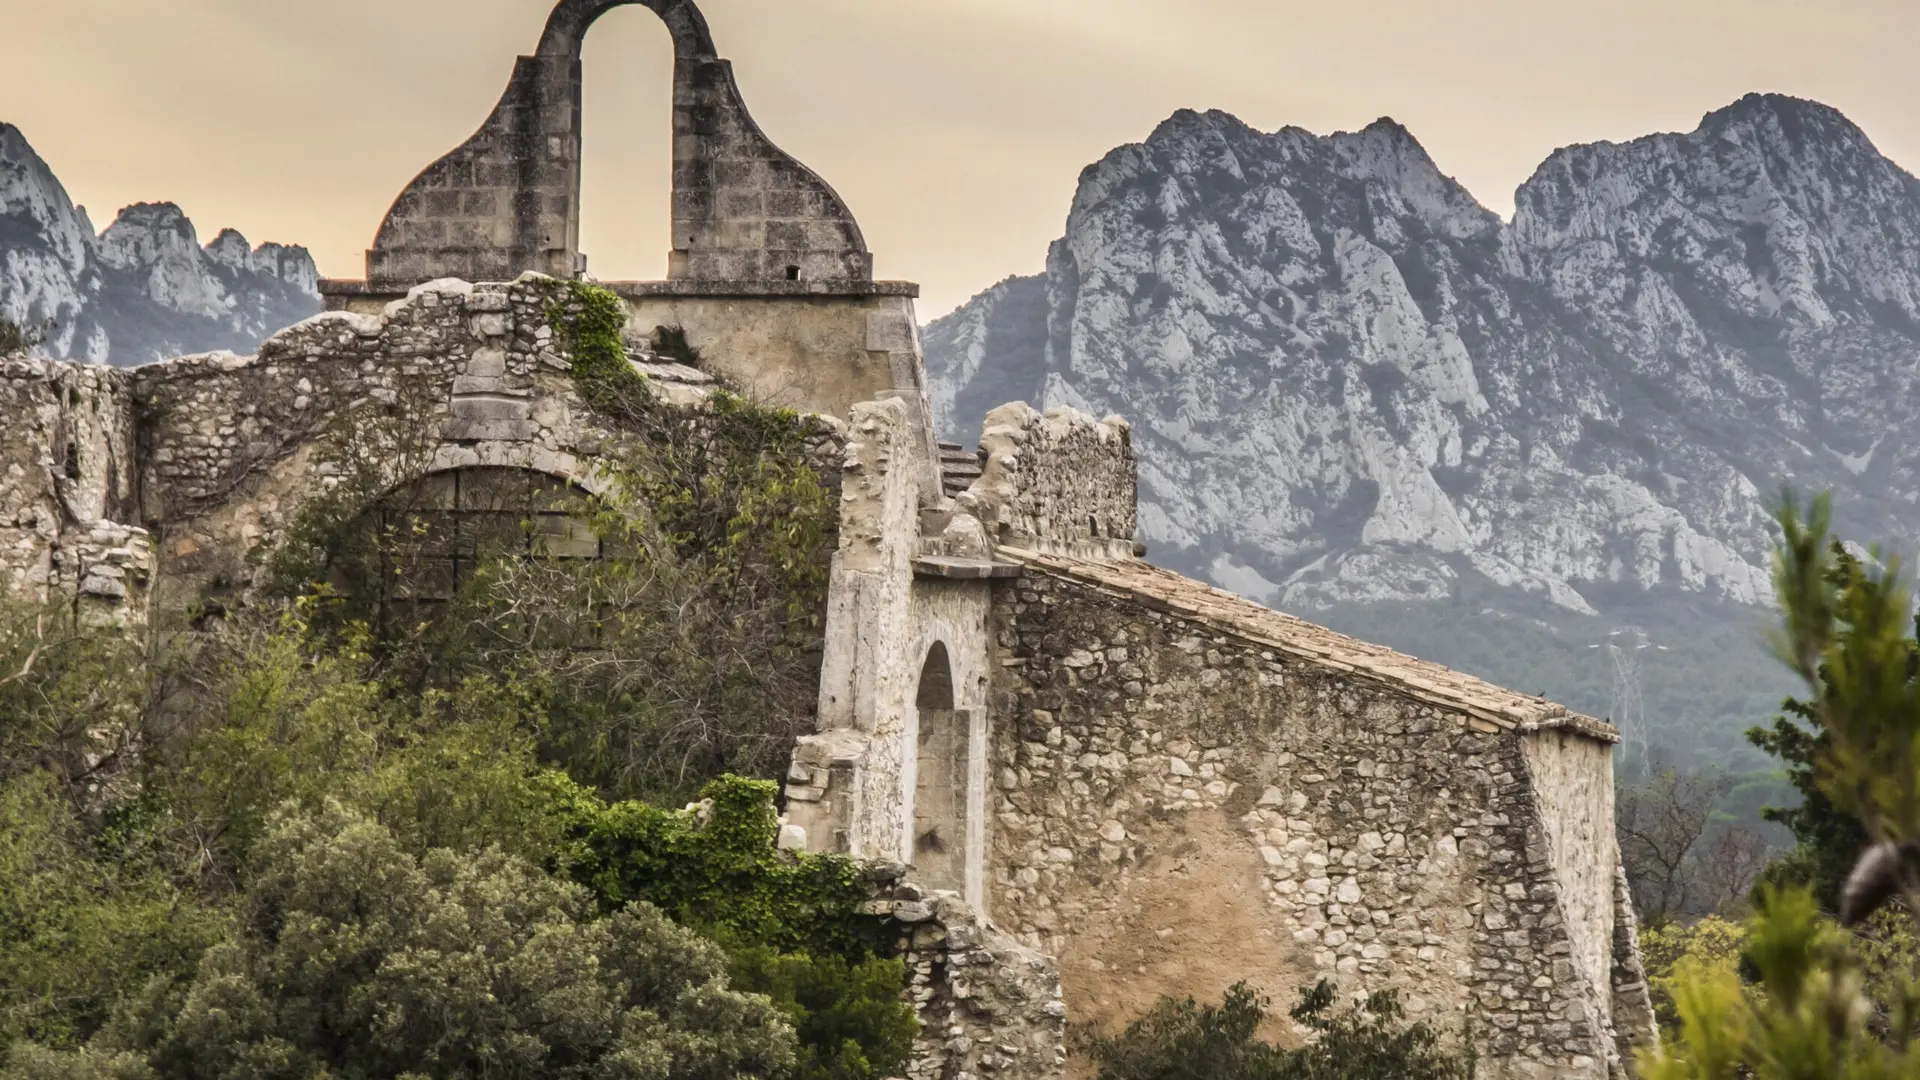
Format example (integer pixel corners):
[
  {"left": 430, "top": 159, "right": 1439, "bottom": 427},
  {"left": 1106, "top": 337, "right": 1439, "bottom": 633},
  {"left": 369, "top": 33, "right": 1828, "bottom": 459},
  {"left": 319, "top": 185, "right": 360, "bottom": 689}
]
[
  {"left": 926, "top": 94, "right": 1920, "bottom": 759},
  {"left": 1, "top": 123, "right": 319, "bottom": 365}
]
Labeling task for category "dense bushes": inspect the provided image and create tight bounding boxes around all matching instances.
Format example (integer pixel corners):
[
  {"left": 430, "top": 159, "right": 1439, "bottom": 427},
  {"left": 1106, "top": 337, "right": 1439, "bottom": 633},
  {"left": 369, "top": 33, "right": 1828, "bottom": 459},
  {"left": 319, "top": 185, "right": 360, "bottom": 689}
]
[
  {"left": 9, "top": 804, "right": 799, "bottom": 1080},
  {"left": 0, "top": 608, "right": 913, "bottom": 1077}
]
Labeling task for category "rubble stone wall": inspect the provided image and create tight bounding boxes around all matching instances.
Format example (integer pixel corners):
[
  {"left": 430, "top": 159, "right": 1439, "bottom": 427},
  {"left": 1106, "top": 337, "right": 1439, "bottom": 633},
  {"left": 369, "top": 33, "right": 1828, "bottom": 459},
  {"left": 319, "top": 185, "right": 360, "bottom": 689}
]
[
  {"left": 0, "top": 277, "right": 844, "bottom": 631},
  {"left": 984, "top": 562, "right": 1650, "bottom": 1080},
  {"left": 958, "top": 403, "right": 1136, "bottom": 558},
  {"left": 0, "top": 354, "right": 150, "bottom": 623},
  {"left": 131, "top": 277, "right": 622, "bottom": 620},
  {"left": 881, "top": 886, "right": 1067, "bottom": 1080}
]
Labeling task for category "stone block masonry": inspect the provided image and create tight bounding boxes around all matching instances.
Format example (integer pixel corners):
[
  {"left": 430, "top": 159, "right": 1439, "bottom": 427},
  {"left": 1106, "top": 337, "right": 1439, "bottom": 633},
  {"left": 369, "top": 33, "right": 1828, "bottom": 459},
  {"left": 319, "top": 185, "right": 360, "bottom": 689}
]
[{"left": 347, "top": 0, "right": 870, "bottom": 293}]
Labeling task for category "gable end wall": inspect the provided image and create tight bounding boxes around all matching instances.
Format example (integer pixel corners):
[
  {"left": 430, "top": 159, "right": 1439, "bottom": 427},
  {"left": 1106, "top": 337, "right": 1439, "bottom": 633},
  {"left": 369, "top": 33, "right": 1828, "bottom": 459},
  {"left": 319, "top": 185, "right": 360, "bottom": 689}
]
[{"left": 987, "top": 565, "right": 1647, "bottom": 1079}]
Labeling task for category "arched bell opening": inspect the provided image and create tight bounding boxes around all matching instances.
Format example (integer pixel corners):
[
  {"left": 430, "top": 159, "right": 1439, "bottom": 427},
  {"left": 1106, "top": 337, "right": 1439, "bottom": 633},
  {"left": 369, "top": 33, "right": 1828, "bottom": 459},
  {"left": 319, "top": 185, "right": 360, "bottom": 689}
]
[
  {"left": 577, "top": 6, "right": 675, "bottom": 282},
  {"left": 913, "top": 641, "right": 970, "bottom": 895}
]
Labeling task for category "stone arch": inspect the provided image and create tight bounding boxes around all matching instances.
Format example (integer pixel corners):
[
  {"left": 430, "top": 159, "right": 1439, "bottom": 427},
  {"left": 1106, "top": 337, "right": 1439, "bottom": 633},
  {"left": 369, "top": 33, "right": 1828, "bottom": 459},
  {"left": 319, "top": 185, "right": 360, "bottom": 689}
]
[
  {"left": 361, "top": 0, "right": 870, "bottom": 289},
  {"left": 537, "top": 0, "right": 715, "bottom": 61},
  {"left": 913, "top": 640, "right": 970, "bottom": 894},
  {"left": 334, "top": 464, "right": 606, "bottom": 636}
]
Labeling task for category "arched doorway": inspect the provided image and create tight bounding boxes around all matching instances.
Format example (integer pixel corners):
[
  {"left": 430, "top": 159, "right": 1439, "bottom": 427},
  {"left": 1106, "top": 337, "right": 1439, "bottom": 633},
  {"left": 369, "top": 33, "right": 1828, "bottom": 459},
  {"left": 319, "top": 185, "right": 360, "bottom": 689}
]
[{"left": 914, "top": 642, "right": 970, "bottom": 894}]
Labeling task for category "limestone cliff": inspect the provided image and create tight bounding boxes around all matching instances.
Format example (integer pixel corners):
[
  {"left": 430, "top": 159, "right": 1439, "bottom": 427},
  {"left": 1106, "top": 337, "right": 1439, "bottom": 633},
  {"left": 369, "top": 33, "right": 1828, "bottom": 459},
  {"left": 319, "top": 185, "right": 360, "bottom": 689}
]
[{"left": 0, "top": 123, "right": 319, "bottom": 365}]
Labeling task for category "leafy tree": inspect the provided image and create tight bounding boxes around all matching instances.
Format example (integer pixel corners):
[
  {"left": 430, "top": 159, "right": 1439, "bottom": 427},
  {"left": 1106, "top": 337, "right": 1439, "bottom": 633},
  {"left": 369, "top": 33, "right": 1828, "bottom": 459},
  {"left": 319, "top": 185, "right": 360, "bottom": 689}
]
[
  {"left": 0, "top": 604, "right": 149, "bottom": 795},
  {"left": 1637, "top": 916, "right": 1748, "bottom": 1037},
  {"left": 8, "top": 804, "right": 798, "bottom": 1080},
  {"left": 1088, "top": 981, "right": 1473, "bottom": 1080},
  {"left": 0, "top": 772, "right": 222, "bottom": 1054},
  {"left": 565, "top": 778, "right": 915, "bottom": 1080},
  {"left": 726, "top": 948, "right": 917, "bottom": 1080}
]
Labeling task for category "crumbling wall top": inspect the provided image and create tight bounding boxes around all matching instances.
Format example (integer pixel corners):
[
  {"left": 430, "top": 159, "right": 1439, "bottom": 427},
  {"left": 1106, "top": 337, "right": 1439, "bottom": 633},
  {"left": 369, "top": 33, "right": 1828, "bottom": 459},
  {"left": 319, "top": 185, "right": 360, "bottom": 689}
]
[{"left": 956, "top": 402, "right": 1138, "bottom": 559}]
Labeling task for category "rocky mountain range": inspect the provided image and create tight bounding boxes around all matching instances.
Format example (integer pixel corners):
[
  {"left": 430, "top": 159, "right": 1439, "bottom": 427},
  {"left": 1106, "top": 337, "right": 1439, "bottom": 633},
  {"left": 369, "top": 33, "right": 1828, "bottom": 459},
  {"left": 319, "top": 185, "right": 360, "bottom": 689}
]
[
  {"left": 925, "top": 93, "right": 1920, "bottom": 762},
  {"left": 0, "top": 122, "right": 320, "bottom": 366}
]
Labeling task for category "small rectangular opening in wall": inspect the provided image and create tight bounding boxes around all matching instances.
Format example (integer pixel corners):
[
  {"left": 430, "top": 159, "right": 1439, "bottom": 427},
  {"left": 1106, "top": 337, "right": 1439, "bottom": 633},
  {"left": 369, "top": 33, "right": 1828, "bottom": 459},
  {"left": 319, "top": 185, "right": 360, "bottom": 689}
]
[{"left": 785, "top": 265, "right": 801, "bottom": 281}]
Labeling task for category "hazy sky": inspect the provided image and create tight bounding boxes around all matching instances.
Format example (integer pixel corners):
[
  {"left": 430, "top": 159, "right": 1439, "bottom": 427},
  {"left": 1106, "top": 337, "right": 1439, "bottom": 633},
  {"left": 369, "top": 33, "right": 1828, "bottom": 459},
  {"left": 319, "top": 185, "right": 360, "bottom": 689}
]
[{"left": 7, "top": 0, "right": 1917, "bottom": 317}]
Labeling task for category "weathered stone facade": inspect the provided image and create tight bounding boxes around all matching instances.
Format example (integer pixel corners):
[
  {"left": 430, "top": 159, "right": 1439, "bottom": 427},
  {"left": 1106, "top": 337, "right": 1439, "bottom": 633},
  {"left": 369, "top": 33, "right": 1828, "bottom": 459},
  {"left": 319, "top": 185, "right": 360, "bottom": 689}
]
[
  {"left": 0, "top": 356, "right": 150, "bottom": 625},
  {"left": 983, "top": 554, "right": 1642, "bottom": 1078},
  {"left": 0, "top": 0, "right": 1653, "bottom": 1075}
]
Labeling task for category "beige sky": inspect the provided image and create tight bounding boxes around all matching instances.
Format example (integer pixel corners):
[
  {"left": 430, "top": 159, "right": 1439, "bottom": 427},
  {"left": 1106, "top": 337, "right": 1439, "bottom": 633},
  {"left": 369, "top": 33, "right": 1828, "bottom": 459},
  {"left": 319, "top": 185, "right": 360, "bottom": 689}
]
[{"left": 6, "top": 0, "right": 1916, "bottom": 317}]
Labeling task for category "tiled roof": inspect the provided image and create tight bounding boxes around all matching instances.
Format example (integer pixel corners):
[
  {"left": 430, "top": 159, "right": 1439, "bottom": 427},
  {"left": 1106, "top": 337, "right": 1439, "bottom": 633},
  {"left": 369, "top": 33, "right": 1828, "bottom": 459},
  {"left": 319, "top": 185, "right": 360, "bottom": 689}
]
[{"left": 1007, "top": 549, "right": 1618, "bottom": 742}]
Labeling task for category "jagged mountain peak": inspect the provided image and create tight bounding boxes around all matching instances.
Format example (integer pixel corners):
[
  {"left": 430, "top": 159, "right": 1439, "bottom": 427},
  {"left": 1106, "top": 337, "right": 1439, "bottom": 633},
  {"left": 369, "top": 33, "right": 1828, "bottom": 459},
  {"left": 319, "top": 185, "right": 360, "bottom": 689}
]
[
  {"left": 1511, "top": 91, "right": 1920, "bottom": 326},
  {"left": 0, "top": 123, "right": 320, "bottom": 365},
  {"left": 925, "top": 93, "right": 1920, "bottom": 750},
  {"left": 1108, "top": 107, "right": 1502, "bottom": 247}
]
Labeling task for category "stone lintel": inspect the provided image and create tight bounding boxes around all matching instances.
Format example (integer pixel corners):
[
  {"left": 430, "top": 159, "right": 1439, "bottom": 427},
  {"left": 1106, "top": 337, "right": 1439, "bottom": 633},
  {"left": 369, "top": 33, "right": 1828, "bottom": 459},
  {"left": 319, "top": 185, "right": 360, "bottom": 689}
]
[{"left": 912, "top": 556, "right": 1023, "bottom": 581}]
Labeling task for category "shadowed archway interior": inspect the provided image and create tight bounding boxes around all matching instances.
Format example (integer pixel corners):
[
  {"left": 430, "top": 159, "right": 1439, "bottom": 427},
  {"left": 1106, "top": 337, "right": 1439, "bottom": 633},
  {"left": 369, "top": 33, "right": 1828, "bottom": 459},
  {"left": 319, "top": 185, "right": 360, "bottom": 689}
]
[{"left": 913, "top": 641, "right": 969, "bottom": 894}]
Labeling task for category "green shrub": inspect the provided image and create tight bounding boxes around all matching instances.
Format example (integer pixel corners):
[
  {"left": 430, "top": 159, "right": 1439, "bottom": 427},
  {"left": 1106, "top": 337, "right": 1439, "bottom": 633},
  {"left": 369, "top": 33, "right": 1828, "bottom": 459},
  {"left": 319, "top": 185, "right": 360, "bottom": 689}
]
[
  {"left": 0, "top": 773, "right": 222, "bottom": 1055},
  {"left": 1089, "top": 981, "right": 1474, "bottom": 1080},
  {"left": 563, "top": 778, "right": 914, "bottom": 1079},
  {"left": 7, "top": 804, "right": 798, "bottom": 1080},
  {"left": 728, "top": 948, "right": 917, "bottom": 1080}
]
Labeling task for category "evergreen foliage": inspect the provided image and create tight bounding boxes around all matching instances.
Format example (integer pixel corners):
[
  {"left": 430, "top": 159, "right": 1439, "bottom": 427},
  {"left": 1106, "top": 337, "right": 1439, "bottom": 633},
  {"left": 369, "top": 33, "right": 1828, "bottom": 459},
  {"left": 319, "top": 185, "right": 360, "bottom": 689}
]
[
  {"left": 8, "top": 804, "right": 798, "bottom": 1080},
  {"left": 1642, "top": 494, "right": 1920, "bottom": 1077},
  {"left": 1745, "top": 534, "right": 1891, "bottom": 912}
]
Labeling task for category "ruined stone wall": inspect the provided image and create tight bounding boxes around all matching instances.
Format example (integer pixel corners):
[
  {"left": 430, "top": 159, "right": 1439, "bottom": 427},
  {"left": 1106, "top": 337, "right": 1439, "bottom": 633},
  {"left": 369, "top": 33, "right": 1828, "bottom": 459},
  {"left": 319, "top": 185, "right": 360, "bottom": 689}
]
[
  {"left": 958, "top": 404, "right": 1136, "bottom": 559},
  {"left": 0, "top": 354, "right": 151, "bottom": 624},
  {"left": 984, "top": 558, "right": 1649, "bottom": 1080},
  {"left": 132, "top": 278, "right": 603, "bottom": 619},
  {"left": 871, "top": 883, "right": 1066, "bottom": 1080},
  {"left": 108, "top": 276, "right": 843, "bottom": 626},
  {"left": 795, "top": 396, "right": 979, "bottom": 871}
]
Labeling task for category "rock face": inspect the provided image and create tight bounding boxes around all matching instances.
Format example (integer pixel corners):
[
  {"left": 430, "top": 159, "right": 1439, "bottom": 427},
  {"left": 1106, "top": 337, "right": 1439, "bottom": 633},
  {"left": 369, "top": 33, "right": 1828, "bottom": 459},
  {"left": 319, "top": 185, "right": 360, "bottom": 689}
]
[
  {"left": 925, "top": 94, "right": 1920, "bottom": 754},
  {"left": 0, "top": 123, "right": 320, "bottom": 365}
]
